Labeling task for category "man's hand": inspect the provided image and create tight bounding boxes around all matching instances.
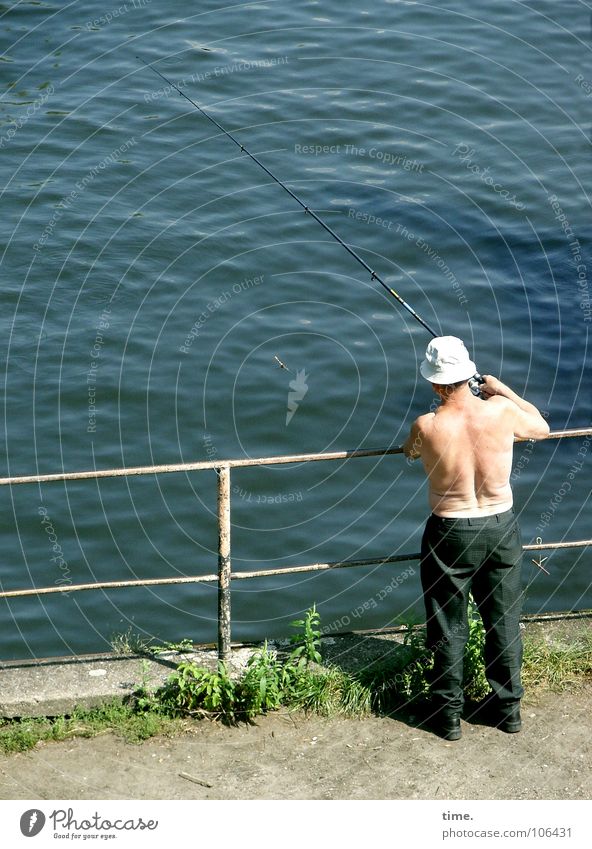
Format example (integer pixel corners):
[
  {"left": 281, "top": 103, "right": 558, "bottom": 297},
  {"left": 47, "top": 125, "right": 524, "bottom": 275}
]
[{"left": 480, "top": 375, "right": 507, "bottom": 399}]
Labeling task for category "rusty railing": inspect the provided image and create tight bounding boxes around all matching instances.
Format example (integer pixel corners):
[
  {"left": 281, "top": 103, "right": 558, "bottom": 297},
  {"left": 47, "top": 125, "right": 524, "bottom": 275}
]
[{"left": 1, "top": 427, "right": 590, "bottom": 660}]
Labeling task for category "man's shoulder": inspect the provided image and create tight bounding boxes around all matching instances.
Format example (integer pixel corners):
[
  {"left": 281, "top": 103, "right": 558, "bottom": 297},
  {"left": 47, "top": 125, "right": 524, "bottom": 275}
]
[
  {"left": 415, "top": 411, "right": 436, "bottom": 429},
  {"left": 486, "top": 394, "right": 512, "bottom": 408},
  {"left": 404, "top": 412, "right": 435, "bottom": 460},
  {"left": 482, "top": 394, "right": 517, "bottom": 419}
]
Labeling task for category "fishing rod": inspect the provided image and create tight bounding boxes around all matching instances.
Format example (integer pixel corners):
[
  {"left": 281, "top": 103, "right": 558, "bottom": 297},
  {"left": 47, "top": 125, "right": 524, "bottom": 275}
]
[
  {"left": 137, "top": 56, "right": 438, "bottom": 338},
  {"left": 138, "top": 58, "right": 485, "bottom": 394}
]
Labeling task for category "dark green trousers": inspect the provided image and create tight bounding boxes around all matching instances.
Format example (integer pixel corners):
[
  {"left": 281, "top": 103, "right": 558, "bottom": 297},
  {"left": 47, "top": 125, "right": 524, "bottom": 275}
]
[{"left": 420, "top": 508, "right": 524, "bottom": 715}]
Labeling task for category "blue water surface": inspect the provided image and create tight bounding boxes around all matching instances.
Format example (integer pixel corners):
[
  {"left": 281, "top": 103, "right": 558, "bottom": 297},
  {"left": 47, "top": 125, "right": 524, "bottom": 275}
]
[{"left": 0, "top": 0, "right": 590, "bottom": 658}]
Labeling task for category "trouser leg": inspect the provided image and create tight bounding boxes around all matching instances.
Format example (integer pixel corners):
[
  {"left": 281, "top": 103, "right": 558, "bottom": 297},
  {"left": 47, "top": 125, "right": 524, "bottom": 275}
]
[
  {"left": 471, "top": 520, "right": 524, "bottom": 709},
  {"left": 420, "top": 522, "right": 473, "bottom": 715}
]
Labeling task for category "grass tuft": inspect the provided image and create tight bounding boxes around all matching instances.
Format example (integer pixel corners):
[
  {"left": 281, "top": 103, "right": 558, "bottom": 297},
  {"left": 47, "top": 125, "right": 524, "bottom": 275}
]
[
  {"left": 284, "top": 666, "right": 372, "bottom": 717},
  {"left": 109, "top": 628, "right": 152, "bottom": 654},
  {"left": 522, "top": 628, "right": 592, "bottom": 692},
  {"left": 0, "top": 700, "right": 184, "bottom": 755}
]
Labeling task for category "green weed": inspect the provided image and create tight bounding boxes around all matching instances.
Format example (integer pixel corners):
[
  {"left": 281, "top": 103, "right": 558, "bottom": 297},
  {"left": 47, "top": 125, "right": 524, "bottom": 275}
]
[
  {"left": 289, "top": 604, "right": 322, "bottom": 667},
  {"left": 152, "top": 606, "right": 370, "bottom": 723},
  {"left": 462, "top": 598, "right": 491, "bottom": 702}
]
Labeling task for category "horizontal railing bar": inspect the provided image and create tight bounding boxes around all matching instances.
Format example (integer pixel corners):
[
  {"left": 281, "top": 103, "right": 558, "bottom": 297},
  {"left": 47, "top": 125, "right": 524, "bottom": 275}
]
[
  {"left": 233, "top": 538, "right": 592, "bottom": 576},
  {"left": 232, "top": 552, "right": 420, "bottom": 579},
  {"left": 0, "top": 574, "right": 218, "bottom": 599},
  {"left": 0, "top": 447, "right": 403, "bottom": 485},
  {"left": 1, "top": 538, "right": 588, "bottom": 600},
  {"left": 523, "top": 539, "right": 592, "bottom": 551},
  {"left": 0, "top": 428, "right": 590, "bottom": 487}
]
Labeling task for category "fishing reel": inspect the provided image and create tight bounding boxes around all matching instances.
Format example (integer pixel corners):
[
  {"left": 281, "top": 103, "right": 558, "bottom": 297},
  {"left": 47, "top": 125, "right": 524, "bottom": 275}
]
[{"left": 468, "top": 373, "right": 485, "bottom": 398}]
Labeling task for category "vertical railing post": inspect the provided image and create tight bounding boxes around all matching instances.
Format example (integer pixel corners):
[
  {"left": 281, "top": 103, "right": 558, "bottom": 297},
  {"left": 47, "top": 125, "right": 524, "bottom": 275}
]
[{"left": 216, "top": 465, "right": 231, "bottom": 662}]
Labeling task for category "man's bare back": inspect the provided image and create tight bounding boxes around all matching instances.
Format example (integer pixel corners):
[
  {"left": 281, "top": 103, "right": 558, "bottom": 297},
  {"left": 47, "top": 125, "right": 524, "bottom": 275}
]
[{"left": 404, "top": 375, "right": 550, "bottom": 517}]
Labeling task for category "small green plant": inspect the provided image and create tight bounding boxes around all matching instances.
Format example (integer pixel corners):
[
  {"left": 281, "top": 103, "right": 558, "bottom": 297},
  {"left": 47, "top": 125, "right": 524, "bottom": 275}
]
[
  {"left": 398, "top": 624, "right": 434, "bottom": 699},
  {"left": 0, "top": 719, "right": 49, "bottom": 753},
  {"left": 158, "top": 660, "right": 237, "bottom": 721},
  {"left": 289, "top": 604, "right": 322, "bottom": 666},
  {"left": 133, "top": 660, "right": 160, "bottom": 713},
  {"left": 150, "top": 638, "right": 195, "bottom": 655},
  {"left": 463, "top": 597, "right": 491, "bottom": 702},
  {"left": 110, "top": 628, "right": 152, "bottom": 654},
  {"left": 238, "top": 641, "right": 285, "bottom": 719}
]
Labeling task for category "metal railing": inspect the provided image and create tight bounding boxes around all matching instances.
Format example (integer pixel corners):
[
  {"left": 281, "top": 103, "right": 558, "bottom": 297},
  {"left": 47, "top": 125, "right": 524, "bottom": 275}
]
[{"left": 1, "top": 427, "right": 590, "bottom": 660}]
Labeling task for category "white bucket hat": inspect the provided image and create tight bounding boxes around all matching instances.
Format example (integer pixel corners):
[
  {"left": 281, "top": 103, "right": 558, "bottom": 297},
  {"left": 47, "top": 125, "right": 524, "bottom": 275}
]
[{"left": 420, "top": 336, "right": 476, "bottom": 384}]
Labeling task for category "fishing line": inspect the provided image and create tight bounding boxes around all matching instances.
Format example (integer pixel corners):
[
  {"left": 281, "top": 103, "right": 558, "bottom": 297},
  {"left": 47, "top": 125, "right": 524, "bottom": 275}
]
[
  {"left": 138, "top": 56, "right": 439, "bottom": 338},
  {"left": 138, "top": 57, "right": 484, "bottom": 394}
]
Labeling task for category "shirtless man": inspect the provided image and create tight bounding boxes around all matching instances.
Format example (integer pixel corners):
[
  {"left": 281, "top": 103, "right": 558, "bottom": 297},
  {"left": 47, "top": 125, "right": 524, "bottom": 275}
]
[{"left": 403, "top": 336, "right": 549, "bottom": 740}]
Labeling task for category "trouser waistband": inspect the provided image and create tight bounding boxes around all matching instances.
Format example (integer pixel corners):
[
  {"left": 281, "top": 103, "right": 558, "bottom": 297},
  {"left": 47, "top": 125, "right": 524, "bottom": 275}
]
[{"left": 429, "top": 507, "right": 515, "bottom": 527}]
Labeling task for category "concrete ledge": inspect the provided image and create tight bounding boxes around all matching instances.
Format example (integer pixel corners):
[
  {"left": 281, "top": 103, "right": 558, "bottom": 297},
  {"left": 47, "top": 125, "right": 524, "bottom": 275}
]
[{"left": 0, "top": 648, "right": 254, "bottom": 718}]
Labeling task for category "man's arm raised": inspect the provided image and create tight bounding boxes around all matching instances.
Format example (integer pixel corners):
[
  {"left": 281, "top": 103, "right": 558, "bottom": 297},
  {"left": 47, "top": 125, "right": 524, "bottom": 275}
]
[{"left": 481, "top": 375, "right": 550, "bottom": 440}]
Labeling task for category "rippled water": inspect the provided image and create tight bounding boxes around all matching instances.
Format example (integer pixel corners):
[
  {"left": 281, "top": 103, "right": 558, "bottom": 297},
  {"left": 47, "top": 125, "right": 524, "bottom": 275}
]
[{"left": 1, "top": 0, "right": 590, "bottom": 659}]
